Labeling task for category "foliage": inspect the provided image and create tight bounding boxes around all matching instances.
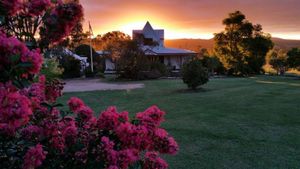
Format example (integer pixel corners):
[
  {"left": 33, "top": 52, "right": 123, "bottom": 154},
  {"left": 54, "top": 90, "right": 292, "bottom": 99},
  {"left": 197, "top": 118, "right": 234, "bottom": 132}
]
[
  {"left": 116, "top": 40, "right": 151, "bottom": 79},
  {"left": 182, "top": 59, "right": 209, "bottom": 90},
  {"left": 267, "top": 49, "right": 287, "bottom": 75},
  {"left": 149, "top": 62, "right": 169, "bottom": 77},
  {"left": 287, "top": 48, "right": 300, "bottom": 70},
  {"left": 75, "top": 44, "right": 105, "bottom": 73},
  {"left": 59, "top": 54, "right": 82, "bottom": 78},
  {"left": 69, "top": 22, "right": 86, "bottom": 49},
  {"left": 0, "top": 0, "right": 83, "bottom": 50},
  {"left": 200, "top": 55, "right": 224, "bottom": 75},
  {"left": 214, "top": 11, "right": 273, "bottom": 75},
  {"left": 40, "top": 58, "right": 64, "bottom": 80}
]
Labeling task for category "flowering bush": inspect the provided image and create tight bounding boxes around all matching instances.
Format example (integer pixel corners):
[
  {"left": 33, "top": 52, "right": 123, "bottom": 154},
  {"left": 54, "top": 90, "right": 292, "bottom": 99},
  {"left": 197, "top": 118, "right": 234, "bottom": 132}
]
[
  {"left": 0, "top": 0, "right": 83, "bottom": 49},
  {"left": 0, "top": 2, "right": 178, "bottom": 169}
]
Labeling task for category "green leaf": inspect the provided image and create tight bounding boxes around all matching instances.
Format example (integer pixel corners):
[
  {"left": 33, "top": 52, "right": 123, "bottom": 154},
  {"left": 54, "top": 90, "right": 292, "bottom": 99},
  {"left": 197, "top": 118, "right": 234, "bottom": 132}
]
[
  {"left": 41, "top": 102, "right": 52, "bottom": 109},
  {"left": 10, "top": 54, "right": 20, "bottom": 63},
  {"left": 18, "top": 62, "right": 32, "bottom": 68},
  {"left": 20, "top": 79, "right": 31, "bottom": 88},
  {"left": 52, "top": 103, "right": 63, "bottom": 107}
]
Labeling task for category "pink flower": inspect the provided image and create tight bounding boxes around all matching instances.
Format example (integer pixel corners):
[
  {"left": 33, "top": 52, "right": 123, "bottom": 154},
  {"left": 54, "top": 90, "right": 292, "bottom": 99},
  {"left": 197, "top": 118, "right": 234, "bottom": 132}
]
[
  {"left": 23, "top": 144, "right": 47, "bottom": 169},
  {"left": 60, "top": 116, "right": 77, "bottom": 145},
  {"left": 50, "top": 136, "right": 65, "bottom": 152},
  {"left": 21, "top": 48, "right": 43, "bottom": 75},
  {"left": 117, "top": 149, "right": 139, "bottom": 169},
  {"left": 136, "top": 106, "right": 165, "bottom": 130},
  {"left": 151, "top": 128, "right": 179, "bottom": 155},
  {"left": 75, "top": 148, "right": 88, "bottom": 164},
  {"left": 41, "top": 2, "right": 83, "bottom": 43},
  {"left": 97, "top": 106, "right": 120, "bottom": 130},
  {"left": 100, "top": 136, "right": 118, "bottom": 166},
  {"left": 45, "top": 79, "right": 64, "bottom": 103},
  {"left": 0, "top": 32, "right": 43, "bottom": 79},
  {"left": 68, "top": 97, "right": 85, "bottom": 113},
  {"left": 26, "top": 0, "right": 51, "bottom": 16},
  {"left": 0, "top": 89, "right": 32, "bottom": 134},
  {"left": 63, "top": 125, "right": 77, "bottom": 144},
  {"left": 21, "top": 125, "right": 43, "bottom": 141},
  {"left": 77, "top": 106, "right": 94, "bottom": 122},
  {"left": 115, "top": 122, "right": 149, "bottom": 150},
  {"left": 143, "top": 152, "right": 168, "bottom": 169}
]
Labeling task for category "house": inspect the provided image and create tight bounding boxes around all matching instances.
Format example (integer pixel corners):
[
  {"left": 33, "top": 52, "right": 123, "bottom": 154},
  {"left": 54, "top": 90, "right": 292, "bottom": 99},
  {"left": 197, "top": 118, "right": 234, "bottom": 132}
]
[
  {"left": 133, "top": 21, "right": 196, "bottom": 70},
  {"left": 48, "top": 48, "right": 89, "bottom": 72},
  {"left": 98, "top": 21, "right": 196, "bottom": 73},
  {"left": 62, "top": 48, "right": 89, "bottom": 72}
]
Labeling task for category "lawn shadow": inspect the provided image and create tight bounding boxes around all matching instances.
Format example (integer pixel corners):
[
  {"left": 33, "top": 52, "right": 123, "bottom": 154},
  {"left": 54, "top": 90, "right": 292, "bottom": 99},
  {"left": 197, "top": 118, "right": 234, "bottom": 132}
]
[{"left": 174, "top": 87, "right": 211, "bottom": 94}]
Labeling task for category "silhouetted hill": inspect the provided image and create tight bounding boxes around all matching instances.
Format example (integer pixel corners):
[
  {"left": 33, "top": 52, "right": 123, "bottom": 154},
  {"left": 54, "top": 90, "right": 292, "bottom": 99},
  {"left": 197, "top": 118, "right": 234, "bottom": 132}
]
[
  {"left": 165, "top": 38, "right": 300, "bottom": 52},
  {"left": 272, "top": 38, "right": 300, "bottom": 50}
]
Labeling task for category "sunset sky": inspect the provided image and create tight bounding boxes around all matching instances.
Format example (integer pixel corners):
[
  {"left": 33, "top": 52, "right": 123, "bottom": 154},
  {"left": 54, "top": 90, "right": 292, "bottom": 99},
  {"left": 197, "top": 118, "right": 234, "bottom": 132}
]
[{"left": 81, "top": 0, "right": 300, "bottom": 40}]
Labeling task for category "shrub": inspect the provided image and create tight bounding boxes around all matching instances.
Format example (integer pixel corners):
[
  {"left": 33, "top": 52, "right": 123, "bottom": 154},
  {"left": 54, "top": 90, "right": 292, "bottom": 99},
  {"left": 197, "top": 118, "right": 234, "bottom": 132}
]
[
  {"left": 60, "top": 55, "right": 82, "bottom": 78},
  {"left": 182, "top": 59, "right": 209, "bottom": 90},
  {"left": 150, "top": 62, "right": 168, "bottom": 76},
  {"left": 137, "top": 70, "right": 162, "bottom": 80},
  {"left": 116, "top": 40, "right": 151, "bottom": 80},
  {"left": 75, "top": 44, "right": 105, "bottom": 73},
  {"left": 40, "top": 58, "right": 64, "bottom": 80}
]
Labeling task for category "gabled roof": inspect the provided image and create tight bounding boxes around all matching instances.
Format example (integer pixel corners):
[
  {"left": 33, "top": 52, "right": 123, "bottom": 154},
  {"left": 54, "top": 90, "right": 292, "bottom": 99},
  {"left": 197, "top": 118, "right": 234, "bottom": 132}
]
[
  {"left": 142, "top": 46, "right": 196, "bottom": 56},
  {"left": 142, "top": 21, "right": 160, "bottom": 42},
  {"left": 133, "top": 21, "right": 164, "bottom": 46}
]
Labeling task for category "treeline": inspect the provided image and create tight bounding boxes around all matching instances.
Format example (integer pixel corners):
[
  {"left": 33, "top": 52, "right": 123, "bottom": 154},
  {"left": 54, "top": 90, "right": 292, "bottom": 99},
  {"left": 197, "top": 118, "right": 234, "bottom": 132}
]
[{"left": 194, "top": 11, "right": 300, "bottom": 76}]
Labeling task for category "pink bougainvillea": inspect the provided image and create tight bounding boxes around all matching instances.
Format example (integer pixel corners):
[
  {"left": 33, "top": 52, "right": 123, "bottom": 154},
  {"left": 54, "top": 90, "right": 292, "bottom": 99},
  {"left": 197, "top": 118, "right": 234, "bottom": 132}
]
[
  {"left": 23, "top": 144, "right": 47, "bottom": 169},
  {"left": 42, "top": 2, "right": 83, "bottom": 43},
  {"left": 26, "top": 0, "right": 51, "bottom": 16},
  {"left": 143, "top": 152, "right": 168, "bottom": 169},
  {"left": 136, "top": 105, "right": 166, "bottom": 129},
  {"left": 0, "top": 32, "right": 43, "bottom": 79},
  {"left": 68, "top": 97, "right": 85, "bottom": 113},
  {"left": 0, "top": 88, "right": 32, "bottom": 134}
]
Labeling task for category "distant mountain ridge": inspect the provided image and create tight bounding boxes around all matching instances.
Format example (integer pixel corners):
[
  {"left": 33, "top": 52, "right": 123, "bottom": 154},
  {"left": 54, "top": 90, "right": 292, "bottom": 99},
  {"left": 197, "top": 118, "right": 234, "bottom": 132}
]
[{"left": 165, "top": 38, "right": 300, "bottom": 52}]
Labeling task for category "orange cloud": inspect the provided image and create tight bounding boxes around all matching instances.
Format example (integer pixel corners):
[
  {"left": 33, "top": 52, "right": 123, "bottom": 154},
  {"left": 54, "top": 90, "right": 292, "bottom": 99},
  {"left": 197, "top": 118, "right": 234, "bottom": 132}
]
[{"left": 81, "top": 0, "right": 300, "bottom": 40}]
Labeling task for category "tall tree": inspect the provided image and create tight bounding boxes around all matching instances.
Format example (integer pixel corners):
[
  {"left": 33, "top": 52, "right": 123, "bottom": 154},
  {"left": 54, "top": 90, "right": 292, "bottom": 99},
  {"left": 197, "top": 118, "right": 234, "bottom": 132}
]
[
  {"left": 101, "top": 31, "right": 131, "bottom": 59},
  {"left": 69, "top": 22, "right": 85, "bottom": 49},
  {"left": 214, "top": 11, "right": 273, "bottom": 75}
]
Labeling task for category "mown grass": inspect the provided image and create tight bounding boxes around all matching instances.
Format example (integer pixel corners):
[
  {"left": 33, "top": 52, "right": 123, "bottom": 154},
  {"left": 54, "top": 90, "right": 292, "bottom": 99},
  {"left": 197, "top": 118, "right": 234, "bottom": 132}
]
[{"left": 58, "top": 76, "right": 300, "bottom": 169}]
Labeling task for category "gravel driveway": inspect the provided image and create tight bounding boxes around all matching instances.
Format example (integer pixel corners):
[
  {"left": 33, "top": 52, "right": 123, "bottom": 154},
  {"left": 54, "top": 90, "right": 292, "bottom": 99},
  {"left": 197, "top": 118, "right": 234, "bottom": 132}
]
[{"left": 63, "top": 78, "right": 144, "bottom": 92}]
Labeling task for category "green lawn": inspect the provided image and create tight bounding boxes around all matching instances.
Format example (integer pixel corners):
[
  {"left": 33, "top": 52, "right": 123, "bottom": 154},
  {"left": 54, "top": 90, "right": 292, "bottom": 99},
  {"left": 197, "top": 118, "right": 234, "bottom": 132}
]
[{"left": 59, "top": 76, "right": 300, "bottom": 169}]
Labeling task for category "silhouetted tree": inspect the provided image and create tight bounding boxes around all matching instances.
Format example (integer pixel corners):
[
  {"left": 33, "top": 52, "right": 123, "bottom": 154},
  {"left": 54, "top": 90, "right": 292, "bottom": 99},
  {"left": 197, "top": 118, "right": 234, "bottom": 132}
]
[
  {"left": 116, "top": 40, "right": 150, "bottom": 79},
  {"left": 214, "top": 11, "right": 273, "bottom": 75},
  {"left": 201, "top": 55, "right": 224, "bottom": 75},
  {"left": 75, "top": 44, "right": 104, "bottom": 72},
  {"left": 101, "top": 31, "right": 131, "bottom": 59},
  {"left": 268, "top": 49, "right": 287, "bottom": 75},
  {"left": 69, "top": 22, "right": 85, "bottom": 49},
  {"left": 287, "top": 48, "right": 300, "bottom": 70}
]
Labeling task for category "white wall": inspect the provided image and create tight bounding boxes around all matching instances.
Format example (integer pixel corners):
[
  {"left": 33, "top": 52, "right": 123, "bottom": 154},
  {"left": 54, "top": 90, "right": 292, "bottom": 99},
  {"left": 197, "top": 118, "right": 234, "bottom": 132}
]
[{"left": 164, "top": 56, "right": 186, "bottom": 70}]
